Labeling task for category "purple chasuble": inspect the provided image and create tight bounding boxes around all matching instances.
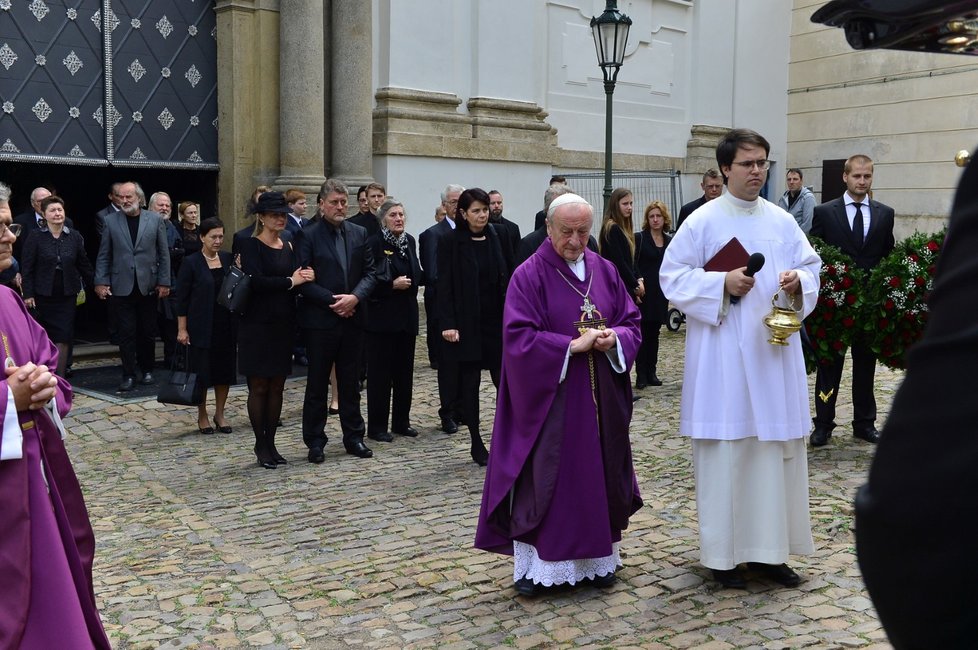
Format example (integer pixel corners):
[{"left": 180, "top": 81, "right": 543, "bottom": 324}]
[
  {"left": 0, "top": 286, "right": 110, "bottom": 649},
  {"left": 474, "top": 240, "right": 643, "bottom": 562}
]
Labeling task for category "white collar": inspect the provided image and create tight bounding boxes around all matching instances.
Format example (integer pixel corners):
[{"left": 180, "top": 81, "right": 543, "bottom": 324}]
[{"left": 565, "top": 253, "right": 586, "bottom": 281}]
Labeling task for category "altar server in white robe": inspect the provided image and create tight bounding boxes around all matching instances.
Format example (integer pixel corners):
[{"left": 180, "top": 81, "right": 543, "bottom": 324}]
[{"left": 660, "top": 128, "right": 821, "bottom": 590}]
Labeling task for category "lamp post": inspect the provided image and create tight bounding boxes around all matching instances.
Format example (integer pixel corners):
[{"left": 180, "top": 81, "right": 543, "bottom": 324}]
[{"left": 591, "top": 1, "right": 632, "bottom": 211}]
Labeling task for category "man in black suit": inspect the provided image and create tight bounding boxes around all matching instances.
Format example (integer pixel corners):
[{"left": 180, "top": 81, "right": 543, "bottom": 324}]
[
  {"left": 488, "top": 190, "right": 520, "bottom": 273},
  {"left": 419, "top": 183, "right": 463, "bottom": 431},
  {"left": 676, "top": 169, "right": 724, "bottom": 231},
  {"left": 94, "top": 181, "right": 171, "bottom": 391},
  {"left": 810, "top": 154, "right": 895, "bottom": 447},
  {"left": 517, "top": 184, "right": 598, "bottom": 267},
  {"left": 297, "top": 178, "right": 377, "bottom": 461},
  {"left": 94, "top": 182, "right": 125, "bottom": 240},
  {"left": 533, "top": 175, "right": 567, "bottom": 230},
  {"left": 348, "top": 182, "right": 385, "bottom": 239}
]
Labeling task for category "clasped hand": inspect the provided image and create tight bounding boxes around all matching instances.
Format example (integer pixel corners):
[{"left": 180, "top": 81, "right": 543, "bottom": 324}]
[
  {"left": 570, "top": 327, "right": 617, "bottom": 354},
  {"left": 6, "top": 362, "right": 58, "bottom": 412}
]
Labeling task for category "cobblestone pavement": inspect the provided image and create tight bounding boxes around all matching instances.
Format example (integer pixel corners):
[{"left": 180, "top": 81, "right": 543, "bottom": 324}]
[{"left": 65, "top": 328, "right": 902, "bottom": 649}]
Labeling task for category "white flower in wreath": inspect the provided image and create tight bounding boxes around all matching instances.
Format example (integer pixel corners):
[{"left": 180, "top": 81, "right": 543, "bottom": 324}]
[{"left": 161, "top": 67, "right": 171, "bottom": 78}]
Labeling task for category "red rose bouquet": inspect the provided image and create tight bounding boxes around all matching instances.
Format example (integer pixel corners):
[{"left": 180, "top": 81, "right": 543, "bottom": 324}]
[{"left": 803, "top": 240, "right": 866, "bottom": 374}]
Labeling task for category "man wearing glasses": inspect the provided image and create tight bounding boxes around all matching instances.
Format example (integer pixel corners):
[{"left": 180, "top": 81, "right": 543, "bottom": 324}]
[{"left": 661, "top": 128, "right": 822, "bottom": 590}]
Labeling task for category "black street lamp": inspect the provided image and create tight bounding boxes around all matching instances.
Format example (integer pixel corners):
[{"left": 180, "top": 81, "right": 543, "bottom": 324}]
[{"left": 591, "top": 1, "right": 632, "bottom": 211}]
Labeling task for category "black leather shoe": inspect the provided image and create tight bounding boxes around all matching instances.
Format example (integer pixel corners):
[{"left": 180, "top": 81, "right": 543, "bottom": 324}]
[
  {"left": 367, "top": 431, "right": 394, "bottom": 442},
  {"left": 748, "top": 562, "right": 801, "bottom": 587},
  {"left": 810, "top": 426, "right": 832, "bottom": 447},
  {"left": 649, "top": 375, "right": 663, "bottom": 386},
  {"left": 140, "top": 372, "right": 155, "bottom": 385},
  {"left": 308, "top": 447, "right": 325, "bottom": 464},
  {"left": 328, "top": 406, "right": 340, "bottom": 415},
  {"left": 346, "top": 440, "right": 373, "bottom": 458},
  {"left": 441, "top": 418, "right": 458, "bottom": 434},
  {"left": 853, "top": 427, "right": 880, "bottom": 443},
  {"left": 514, "top": 577, "right": 537, "bottom": 597},
  {"left": 394, "top": 426, "right": 418, "bottom": 437},
  {"left": 471, "top": 443, "right": 489, "bottom": 467},
  {"left": 118, "top": 377, "right": 135, "bottom": 392},
  {"left": 712, "top": 567, "right": 747, "bottom": 589},
  {"left": 591, "top": 572, "right": 617, "bottom": 588},
  {"left": 635, "top": 381, "right": 648, "bottom": 390}
]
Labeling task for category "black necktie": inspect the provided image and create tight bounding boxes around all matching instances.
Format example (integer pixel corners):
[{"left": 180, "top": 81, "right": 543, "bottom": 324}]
[
  {"left": 852, "top": 202, "right": 864, "bottom": 249},
  {"left": 333, "top": 227, "right": 347, "bottom": 277}
]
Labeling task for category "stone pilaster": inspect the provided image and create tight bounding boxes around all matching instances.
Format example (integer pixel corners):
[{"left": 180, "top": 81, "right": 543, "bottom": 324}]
[
  {"left": 273, "top": 0, "right": 325, "bottom": 194},
  {"left": 331, "top": 0, "right": 374, "bottom": 195},
  {"left": 684, "top": 124, "right": 730, "bottom": 174}
]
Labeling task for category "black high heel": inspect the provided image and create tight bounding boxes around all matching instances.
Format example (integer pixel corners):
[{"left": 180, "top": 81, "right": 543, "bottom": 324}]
[
  {"left": 214, "top": 417, "right": 232, "bottom": 434},
  {"left": 254, "top": 444, "right": 277, "bottom": 469}
]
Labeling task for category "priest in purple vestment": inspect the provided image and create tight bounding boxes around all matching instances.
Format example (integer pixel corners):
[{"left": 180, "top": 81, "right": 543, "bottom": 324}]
[
  {"left": 474, "top": 193, "right": 644, "bottom": 597},
  {"left": 0, "top": 187, "right": 111, "bottom": 649}
]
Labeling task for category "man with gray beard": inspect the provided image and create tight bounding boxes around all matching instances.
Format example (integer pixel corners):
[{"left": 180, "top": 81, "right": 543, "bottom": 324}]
[{"left": 95, "top": 181, "right": 171, "bottom": 391}]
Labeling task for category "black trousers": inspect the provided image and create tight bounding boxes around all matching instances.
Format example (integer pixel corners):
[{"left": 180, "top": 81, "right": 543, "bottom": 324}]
[
  {"left": 423, "top": 294, "right": 438, "bottom": 368},
  {"left": 814, "top": 338, "right": 878, "bottom": 431},
  {"left": 365, "top": 331, "right": 416, "bottom": 435},
  {"left": 457, "top": 361, "right": 500, "bottom": 435},
  {"left": 436, "top": 336, "right": 462, "bottom": 421},
  {"left": 110, "top": 289, "right": 158, "bottom": 378},
  {"left": 302, "top": 323, "right": 365, "bottom": 450},
  {"left": 636, "top": 319, "right": 661, "bottom": 380}
]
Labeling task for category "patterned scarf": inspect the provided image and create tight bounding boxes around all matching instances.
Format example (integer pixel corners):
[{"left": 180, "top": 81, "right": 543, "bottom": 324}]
[{"left": 382, "top": 227, "right": 409, "bottom": 258}]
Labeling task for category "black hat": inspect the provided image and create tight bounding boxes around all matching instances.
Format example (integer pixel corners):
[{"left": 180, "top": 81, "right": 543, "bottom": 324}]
[
  {"left": 812, "top": 1, "right": 978, "bottom": 54},
  {"left": 253, "top": 191, "right": 291, "bottom": 215}
]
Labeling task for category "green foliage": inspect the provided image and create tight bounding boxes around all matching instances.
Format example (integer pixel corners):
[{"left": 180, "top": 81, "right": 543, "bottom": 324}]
[{"left": 803, "top": 239, "right": 866, "bottom": 374}]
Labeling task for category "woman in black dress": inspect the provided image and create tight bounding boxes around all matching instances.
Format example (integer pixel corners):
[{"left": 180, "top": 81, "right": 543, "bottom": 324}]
[
  {"left": 438, "top": 188, "right": 508, "bottom": 466},
  {"left": 177, "top": 201, "right": 202, "bottom": 257},
  {"left": 599, "top": 187, "right": 645, "bottom": 305},
  {"left": 21, "top": 196, "right": 93, "bottom": 377},
  {"left": 634, "top": 201, "right": 672, "bottom": 388},
  {"left": 237, "top": 192, "right": 315, "bottom": 469},
  {"left": 176, "top": 218, "right": 237, "bottom": 435},
  {"left": 364, "top": 200, "right": 423, "bottom": 442}
]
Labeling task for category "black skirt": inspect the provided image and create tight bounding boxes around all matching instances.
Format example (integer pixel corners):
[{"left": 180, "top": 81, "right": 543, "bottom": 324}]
[{"left": 34, "top": 295, "right": 76, "bottom": 344}]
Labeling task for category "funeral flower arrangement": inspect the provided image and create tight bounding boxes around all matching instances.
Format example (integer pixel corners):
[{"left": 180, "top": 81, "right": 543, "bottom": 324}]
[
  {"left": 863, "top": 229, "right": 946, "bottom": 370},
  {"left": 803, "top": 240, "right": 866, "bottom": 373}
]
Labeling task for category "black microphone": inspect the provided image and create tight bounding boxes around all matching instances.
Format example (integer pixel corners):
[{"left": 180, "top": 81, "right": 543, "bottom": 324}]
[{"left": 730, "top": 252, "right": 765, "bottom": 305}]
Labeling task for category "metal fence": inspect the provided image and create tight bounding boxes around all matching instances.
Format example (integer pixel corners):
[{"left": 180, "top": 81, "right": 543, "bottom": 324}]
[{"left": 554, "top": 170, "right": 684, "bottom": 223}]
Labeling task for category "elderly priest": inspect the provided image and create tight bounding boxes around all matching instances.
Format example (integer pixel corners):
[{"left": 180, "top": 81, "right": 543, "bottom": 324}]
[{"left": 474, "top": 193, "right": 643, "bottom": 597}]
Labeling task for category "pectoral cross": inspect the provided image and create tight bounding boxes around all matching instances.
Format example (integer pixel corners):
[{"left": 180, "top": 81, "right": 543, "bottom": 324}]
[{"left": 574, "top": 297, "right": 607, "bottom": 334}]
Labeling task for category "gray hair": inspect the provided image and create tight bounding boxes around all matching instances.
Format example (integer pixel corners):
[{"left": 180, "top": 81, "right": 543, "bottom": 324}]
[
  {"left": 133, "top": 181, "right": 147, "bottom": 208},
  {"left": 0, "top": 181, "right": 11, "bottom": 203},
  {"left": 441, "top": 184, "right": 465, "bottom": 202},
  {"left": 377, "top": 199, "right": 404, "bottom": 227},
  {"left": 318, "top": 178, "right": 349, "bottom": 201},
  {"left": 543, "top": 183, "right": 573, "bottom": 213},
  {"left": 149, "top": 191, "right": 171, "bottom": 208}
]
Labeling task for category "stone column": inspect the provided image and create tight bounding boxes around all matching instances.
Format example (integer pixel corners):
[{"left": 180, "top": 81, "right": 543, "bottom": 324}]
[
  {"left": 331, "top": 1, "right": 374, "bottom": 201},
  {"left": 274, "top": 0, "right": 326, "bottom": 193}
]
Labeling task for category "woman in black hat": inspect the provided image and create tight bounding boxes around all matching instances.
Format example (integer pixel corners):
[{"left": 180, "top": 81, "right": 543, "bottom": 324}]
[{"left": 237, "top": 192, "right": 315, "bottom": 469}]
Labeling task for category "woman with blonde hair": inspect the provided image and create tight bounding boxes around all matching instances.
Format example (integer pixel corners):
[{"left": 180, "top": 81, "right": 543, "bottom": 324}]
[
  {"left": 177, "top": 200, "right": 202, "bottom": 257},
  {"left": 599, "top": 187, "right": 645, "bottom": 305},
  {"left": 634, "top": 200, "right": 673, "bottom": 388}
]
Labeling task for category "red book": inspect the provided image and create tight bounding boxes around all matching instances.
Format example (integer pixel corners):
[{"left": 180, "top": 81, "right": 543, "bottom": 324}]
[{"left": 704, "top": 237, "right": 750, "bottom": 272}]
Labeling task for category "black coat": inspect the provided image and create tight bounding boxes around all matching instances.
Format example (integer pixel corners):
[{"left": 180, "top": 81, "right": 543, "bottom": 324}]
[
  {"left": 13, "top": 209, "right": 75, "bottom": 262},
  {"left": 599, "top": 222, "right": 640, "bottom": 294},
  {"left": 418, "top": 218, "right": 454, "bottom": 291},
  {"left": 175, "top": 251, "right": 233, "bottom": 349},
  {"left": 436, "top": 222, "right": 508, "bottom": 365},
  {"left": 348, "top": 212, "right": 381, "bottom": 240},
  {"left": 676, "top": 195, "right": 708, "bottom": 231},
  {"left": 635, "top": 230, "right": 671, "bottom": 324},
  {"left": 365, "top": 233, "right": 421, "bottom": 334},
  {"left": 21, "top": 228, "right": 93, "bottom": 298},
  {"left": 853, "top": 155, "right": 977, "bottom": 649},
  {"left": 515, "top": 225, "right": 598, "bottom": 268},
  {"left": 810, "top": 196, "right": 895, "bottom": 270},
  {"left": 296, "top": 220, "right": 377, "bottom": 330}
]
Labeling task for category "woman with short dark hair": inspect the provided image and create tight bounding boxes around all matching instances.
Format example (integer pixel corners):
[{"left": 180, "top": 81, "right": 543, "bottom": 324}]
[
  {"left": 437, "top": 187, "right": 508, "bottom": 466},
  {"left": 176, "top": 217, "right": 237, "bottom": 435},
  {"left": 21, "top": 195, "right": 94, "bottom": 377}
]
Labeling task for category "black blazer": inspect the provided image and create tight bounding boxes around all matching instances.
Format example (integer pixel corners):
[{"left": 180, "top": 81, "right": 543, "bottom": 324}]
[
  {"left": 365, "top": 233, "right": 422, "bottom": 334},
  {"left": 237, "top": 236, "right": 298, "bottom": 325},
  {"left": 599, "top": 222, "right": 641, "bottom": 293},
  {"left": 810, "top": 196, "right": 895, "bottom": 270},
  {"left": 436, "top": 222, "right": 509, "bottom": 364},
  {"left": 175, "top": 251, "right": 233, "bottom": 349},
  {"left": 676, "top": 195, "right": 708, "bottom": 231},
  {"left": 296, "top": 220, "right": 377, "bottom": 330},
  {"left": 348, "top": 212, "right": 381, "bottom": 240},
  {"left": 284, "top": 215, "right": 309, "bottom": 236},
  {"left": 232, "top": 222, "right": 291, "bottom": 256},
  {"left": 515, "top": 225, "right": 598, "bottom": 268},
  {"left": 21, "top": 228, "right": 93, "bottom": 298},
  {"left": 418, "top": 218, "right": 453, "bottom": 291},
  {"left": 635, "top": 230, "right": 671, "bottom": 324}
]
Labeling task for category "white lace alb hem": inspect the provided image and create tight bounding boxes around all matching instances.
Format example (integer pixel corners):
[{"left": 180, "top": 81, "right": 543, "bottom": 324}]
[{"left": 513, "top": 540, "right": 620, "bottom": 586}]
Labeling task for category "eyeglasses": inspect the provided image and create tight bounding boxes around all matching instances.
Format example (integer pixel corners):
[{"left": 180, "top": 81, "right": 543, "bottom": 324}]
[
  {"left": 730, "top": 159, "right": 771, "bottom": 171},
  {"left": 0, "top": 222, "right": 22, "bottom": 238}
]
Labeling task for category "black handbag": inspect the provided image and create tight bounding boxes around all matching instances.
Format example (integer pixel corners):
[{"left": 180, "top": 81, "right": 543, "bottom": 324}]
[
  {"left": 217, "top": 265, "right": 251, "bottom": 314},
  {"left": 157, "top": 346, "right": 203, "bottom": 406}
]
